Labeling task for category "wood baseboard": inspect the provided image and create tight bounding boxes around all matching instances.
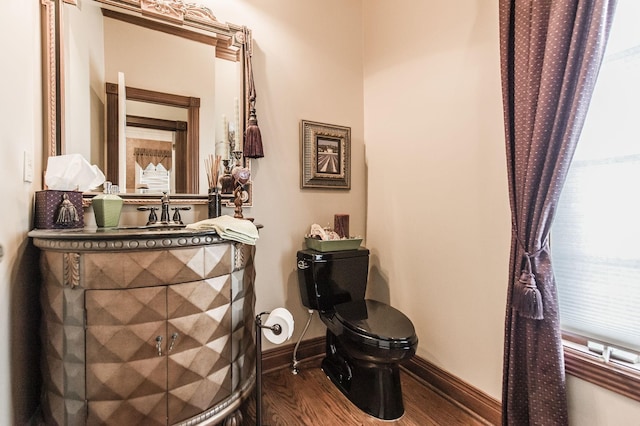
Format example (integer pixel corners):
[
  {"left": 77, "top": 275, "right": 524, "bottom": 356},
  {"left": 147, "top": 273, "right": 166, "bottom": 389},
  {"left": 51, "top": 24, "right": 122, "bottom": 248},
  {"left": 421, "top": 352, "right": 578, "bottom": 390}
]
[
  {"left": 261, "top": 337, "right": 502, "bottom": 425},
  {"left": 403, "top": 356, "right": 502, "bottom": 425}
]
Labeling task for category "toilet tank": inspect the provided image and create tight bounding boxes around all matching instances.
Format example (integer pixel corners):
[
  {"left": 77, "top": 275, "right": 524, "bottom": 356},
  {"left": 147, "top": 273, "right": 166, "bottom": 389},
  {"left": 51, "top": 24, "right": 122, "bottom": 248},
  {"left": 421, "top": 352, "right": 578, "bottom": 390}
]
[{"left": 296, "top": 248, "right": 369, "bottom": 312}]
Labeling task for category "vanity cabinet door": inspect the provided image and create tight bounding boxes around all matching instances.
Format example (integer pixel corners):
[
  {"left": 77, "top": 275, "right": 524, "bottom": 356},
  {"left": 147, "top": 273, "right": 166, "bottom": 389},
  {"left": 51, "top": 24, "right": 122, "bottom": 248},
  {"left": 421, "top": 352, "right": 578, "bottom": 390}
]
[
  {"left": 85, "top": 286, "right": 169, "bottom": 426},
  {"left": 84, "top": 276, "right": 232, "bottom": 425},
  {"left": 166, "top": 275, "right": 232, "bottom": 424}
]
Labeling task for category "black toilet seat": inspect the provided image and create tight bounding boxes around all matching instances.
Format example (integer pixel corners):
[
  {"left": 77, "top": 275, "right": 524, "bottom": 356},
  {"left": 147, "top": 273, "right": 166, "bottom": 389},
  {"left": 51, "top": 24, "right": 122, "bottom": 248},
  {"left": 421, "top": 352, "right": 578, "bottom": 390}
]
[{"left": 333, "top": 299, "right": 418, "bottom": 350}]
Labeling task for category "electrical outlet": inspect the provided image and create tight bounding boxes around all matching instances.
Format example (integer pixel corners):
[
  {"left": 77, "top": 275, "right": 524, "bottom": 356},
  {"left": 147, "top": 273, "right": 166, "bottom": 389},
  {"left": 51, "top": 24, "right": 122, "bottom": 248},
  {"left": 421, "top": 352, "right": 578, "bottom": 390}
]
[{"left": 23, "top": 151, "right": 34, "bottom": 183}]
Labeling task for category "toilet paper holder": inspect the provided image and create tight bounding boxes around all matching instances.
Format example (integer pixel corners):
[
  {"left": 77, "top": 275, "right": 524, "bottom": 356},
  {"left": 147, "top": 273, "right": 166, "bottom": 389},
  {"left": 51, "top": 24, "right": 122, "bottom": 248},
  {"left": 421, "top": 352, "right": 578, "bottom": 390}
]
[
  {"left": 255, "top": 309, "right": 294, "bottom": 426},
  {"left": 256, "top": 311, "right": 283, "bottom": 336}
]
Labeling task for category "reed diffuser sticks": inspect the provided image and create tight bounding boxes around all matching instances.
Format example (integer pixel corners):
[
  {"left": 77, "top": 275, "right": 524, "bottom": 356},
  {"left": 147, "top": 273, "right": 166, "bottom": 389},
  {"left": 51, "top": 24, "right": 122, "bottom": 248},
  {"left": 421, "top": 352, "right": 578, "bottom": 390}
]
[
  {"left": 206, "top": 154, "right": 223, "bottom": 218},
  {"left": 205, "top": 154, "right": 222, "bottom": 190}
]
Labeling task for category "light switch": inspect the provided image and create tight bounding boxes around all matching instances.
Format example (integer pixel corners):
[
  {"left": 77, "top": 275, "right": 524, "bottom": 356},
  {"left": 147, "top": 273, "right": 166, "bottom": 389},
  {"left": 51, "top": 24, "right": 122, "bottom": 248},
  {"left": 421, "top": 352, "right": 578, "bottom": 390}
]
[{"left": 23, "top": 151, "right": 34, "bottom": 183}]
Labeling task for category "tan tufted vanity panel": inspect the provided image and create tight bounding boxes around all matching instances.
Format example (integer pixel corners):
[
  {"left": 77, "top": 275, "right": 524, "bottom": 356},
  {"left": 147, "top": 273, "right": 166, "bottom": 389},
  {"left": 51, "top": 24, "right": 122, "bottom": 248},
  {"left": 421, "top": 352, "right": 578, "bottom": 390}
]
[{"left": 29, "top": 228, "right": 256, "bottom": 426}]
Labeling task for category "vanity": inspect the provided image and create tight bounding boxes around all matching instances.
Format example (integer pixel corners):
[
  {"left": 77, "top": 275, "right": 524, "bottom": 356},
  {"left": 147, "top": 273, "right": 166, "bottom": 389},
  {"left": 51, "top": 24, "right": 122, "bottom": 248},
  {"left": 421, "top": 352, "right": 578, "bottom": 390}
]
[
  {"left": 35, "top": 0, "right": 262, "bottom": 421},
  {"left": 28, "top": 227, "right": 256, "bottom": 425}
]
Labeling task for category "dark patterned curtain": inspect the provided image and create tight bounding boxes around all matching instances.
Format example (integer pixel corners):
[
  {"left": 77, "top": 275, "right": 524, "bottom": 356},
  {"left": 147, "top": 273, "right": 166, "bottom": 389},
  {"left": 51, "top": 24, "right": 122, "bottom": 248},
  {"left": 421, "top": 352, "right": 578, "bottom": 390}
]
[{"left": 499, "top": 1, "right": 617, "bottom": 424}]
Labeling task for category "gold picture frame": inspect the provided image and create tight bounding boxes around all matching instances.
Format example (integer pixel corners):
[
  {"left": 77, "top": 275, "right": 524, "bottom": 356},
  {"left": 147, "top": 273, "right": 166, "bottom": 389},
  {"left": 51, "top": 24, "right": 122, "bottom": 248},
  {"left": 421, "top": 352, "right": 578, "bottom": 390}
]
[{"left": 300, "top": 120, "right": 351, "bottom": 189}]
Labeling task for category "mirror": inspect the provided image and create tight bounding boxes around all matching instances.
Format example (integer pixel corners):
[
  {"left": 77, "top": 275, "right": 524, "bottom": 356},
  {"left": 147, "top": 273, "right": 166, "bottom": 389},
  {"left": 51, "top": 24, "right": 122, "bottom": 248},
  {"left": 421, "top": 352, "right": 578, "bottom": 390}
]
[{"left": 42, "top": 0, "right": 252, "bottom": 204}]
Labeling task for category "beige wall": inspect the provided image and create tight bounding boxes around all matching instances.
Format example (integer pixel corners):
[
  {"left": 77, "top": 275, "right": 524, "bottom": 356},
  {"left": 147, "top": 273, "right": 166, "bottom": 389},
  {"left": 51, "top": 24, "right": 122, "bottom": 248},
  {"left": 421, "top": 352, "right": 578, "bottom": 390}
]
[
  {"left": 363, "top": 0, "right": 509, "bottom": 399},
  {"left": 363, "top": 1, "right": 640, "bottom": 425},
  {"left": 201, "top": 0, "right": 368, "bottom": 343},
  {"left": 1, "top": 1, "right": 45, "bottom": 423},
  {"left": 2, "top": 0, "right": 639, "bottom": 424}
]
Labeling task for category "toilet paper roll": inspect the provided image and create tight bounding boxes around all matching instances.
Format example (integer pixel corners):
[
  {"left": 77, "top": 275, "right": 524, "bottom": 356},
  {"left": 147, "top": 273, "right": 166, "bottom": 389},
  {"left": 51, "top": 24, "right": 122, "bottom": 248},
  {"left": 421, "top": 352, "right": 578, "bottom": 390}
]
[{"left": 263, "top": 308, "right": 294, "bottom": 344}]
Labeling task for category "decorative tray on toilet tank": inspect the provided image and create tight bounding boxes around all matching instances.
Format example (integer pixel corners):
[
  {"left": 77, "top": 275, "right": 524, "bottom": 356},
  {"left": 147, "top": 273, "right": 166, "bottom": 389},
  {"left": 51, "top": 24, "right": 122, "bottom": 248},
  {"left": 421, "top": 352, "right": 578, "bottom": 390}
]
[{"left": 305, "top": 237, "right": 363, "bottom": 252}]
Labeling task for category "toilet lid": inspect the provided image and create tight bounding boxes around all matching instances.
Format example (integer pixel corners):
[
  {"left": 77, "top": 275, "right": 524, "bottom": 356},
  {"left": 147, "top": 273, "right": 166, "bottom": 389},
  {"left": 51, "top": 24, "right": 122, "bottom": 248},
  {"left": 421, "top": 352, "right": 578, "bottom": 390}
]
[{"left": 334, "top": 299, "right": 417, "bottom": 348}]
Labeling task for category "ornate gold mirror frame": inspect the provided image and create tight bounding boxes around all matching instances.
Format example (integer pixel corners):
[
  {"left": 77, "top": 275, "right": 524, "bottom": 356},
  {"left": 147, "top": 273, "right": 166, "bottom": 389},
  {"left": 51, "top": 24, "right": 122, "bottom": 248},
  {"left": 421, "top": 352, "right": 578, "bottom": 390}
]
[
  {"left": 41, "top": 0, "right": 252, "bottom": 205},
  {"left": 41, "top": 0, "right": 61, "bottom": 162}
]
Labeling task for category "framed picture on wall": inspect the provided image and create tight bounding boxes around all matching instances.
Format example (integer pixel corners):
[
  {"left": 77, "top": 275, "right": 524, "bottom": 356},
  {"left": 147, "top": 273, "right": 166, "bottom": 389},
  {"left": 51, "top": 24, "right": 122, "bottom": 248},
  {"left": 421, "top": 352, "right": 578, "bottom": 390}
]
[{"left": 300, "top": 120, "right": 351, "bottom": 189}]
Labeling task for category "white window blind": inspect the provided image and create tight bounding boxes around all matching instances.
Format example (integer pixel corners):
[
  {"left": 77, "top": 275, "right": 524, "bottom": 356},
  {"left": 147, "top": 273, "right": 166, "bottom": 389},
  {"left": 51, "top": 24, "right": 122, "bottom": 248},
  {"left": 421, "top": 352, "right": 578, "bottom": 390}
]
[{"left": 551, "top": 0, "right": 640, "bottom": 354}]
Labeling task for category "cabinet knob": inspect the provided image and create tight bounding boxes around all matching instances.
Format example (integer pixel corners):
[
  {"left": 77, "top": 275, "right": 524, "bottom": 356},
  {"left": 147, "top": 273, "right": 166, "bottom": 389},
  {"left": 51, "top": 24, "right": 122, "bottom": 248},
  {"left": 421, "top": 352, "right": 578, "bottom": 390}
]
[
  {"left": 168, "top": 332, "right": 179, "bottom": 353},
  {"left": 155, "top": 336, "right": 163, "bottom": 356}
]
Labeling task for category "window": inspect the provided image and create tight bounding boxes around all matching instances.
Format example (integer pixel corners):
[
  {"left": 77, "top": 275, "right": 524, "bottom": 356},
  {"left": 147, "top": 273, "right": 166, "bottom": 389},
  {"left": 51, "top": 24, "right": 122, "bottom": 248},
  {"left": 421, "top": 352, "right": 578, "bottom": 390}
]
[{"left": 551, "top": 0, "right": 640, "bottom": 399}]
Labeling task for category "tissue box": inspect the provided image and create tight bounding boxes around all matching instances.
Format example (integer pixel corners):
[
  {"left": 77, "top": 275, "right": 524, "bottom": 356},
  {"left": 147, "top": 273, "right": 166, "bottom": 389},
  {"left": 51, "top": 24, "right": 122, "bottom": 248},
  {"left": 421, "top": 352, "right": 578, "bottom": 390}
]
[{"left": 35, "top": 190, "right": 84, "bottom": 229}]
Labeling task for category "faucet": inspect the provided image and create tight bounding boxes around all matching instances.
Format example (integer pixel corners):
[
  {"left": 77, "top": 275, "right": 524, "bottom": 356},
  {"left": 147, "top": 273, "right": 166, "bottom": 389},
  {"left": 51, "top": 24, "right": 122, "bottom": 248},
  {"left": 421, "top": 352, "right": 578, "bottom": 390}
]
[
  {"left": 160, "top": 191, "right": 171, "bottom": 223},
  {"left": 137, "top": 192, "right": 191, "bottom": 227}
]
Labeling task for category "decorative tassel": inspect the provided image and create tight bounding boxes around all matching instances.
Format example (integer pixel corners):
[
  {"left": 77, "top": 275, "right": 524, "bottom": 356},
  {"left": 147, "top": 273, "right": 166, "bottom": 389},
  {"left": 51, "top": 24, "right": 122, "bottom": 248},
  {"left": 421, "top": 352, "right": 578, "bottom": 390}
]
[
  {"left": 244, "top": 106, "right": 264, "bottom": 158},
  {"left": 242, "top": 27, "right": 265, "bottom": 159},
  {"left": 512, "top": 254, "right": 544, "bottom": 320}
]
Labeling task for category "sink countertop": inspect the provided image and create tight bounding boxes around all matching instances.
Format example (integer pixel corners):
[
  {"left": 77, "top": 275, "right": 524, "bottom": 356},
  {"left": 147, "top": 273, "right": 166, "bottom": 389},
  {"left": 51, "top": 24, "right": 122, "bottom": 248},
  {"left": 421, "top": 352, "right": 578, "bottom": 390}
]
[
  {"left": 28, "top": 223, "right": 261, "bottom": 251},
  {"left": 28, "top": 226, "right": 218, "bottom": 239},
  {"left": 28, "top": 227, "right": 225, "bottom": 251},
  {"left": 28, "top": 222, "right": 262, "bottom": 240}
]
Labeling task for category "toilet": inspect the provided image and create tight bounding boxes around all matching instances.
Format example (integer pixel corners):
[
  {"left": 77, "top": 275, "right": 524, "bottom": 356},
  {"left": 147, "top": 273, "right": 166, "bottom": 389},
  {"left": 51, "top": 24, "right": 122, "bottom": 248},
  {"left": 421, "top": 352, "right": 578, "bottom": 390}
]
[{"left": 296, "top": 247, "right": 418, "bottom": 420}]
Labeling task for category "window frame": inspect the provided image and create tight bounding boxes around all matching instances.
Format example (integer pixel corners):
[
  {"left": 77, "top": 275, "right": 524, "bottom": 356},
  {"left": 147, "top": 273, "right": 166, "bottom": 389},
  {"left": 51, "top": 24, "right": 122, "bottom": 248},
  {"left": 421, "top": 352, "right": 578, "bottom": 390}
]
[{"left": 563, "top": 331, "right": 640, "bottom": 402}]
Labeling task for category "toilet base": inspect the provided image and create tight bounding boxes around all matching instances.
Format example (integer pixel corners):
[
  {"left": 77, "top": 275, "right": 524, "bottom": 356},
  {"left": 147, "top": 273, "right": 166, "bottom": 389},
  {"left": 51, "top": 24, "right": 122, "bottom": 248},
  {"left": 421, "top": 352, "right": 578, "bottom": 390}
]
[{"left": 321, "top": 330, "right": 404, "bottom": 420}]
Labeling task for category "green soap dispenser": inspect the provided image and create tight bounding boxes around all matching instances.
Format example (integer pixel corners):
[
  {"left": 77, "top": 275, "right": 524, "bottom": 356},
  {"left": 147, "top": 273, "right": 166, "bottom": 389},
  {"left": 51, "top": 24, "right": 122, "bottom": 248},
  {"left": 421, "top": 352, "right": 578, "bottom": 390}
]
[{"left": 92, "top": 182, "right": 123, "bottom": 228}]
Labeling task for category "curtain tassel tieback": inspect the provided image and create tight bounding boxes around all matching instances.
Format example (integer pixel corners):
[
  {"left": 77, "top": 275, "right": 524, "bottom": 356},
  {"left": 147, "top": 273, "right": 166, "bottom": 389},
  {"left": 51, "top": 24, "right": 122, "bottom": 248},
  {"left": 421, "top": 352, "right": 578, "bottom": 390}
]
[{"left": 513, "top": 250, "right": 544, "bottom": 320}]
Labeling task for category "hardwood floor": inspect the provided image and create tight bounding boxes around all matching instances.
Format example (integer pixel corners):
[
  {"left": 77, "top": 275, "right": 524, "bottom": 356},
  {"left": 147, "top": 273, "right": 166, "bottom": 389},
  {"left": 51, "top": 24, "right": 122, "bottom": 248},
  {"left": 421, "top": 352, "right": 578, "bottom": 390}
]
[{"left": 243, "top": 357, "right": 492, "bottom": 426}]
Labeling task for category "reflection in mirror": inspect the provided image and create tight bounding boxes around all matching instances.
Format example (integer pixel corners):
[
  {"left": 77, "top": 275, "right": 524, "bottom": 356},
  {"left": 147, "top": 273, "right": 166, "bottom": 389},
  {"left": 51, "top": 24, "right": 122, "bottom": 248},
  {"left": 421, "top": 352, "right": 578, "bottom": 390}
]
[
  {"left": 105, "top": 83, "right": 201, "bottom": 194},
  {"left": 46, "top": 0, "right": 252, "bottom": 204},
  {"left": 127, "top": 116, "right": 185, "bottom": 194}
]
